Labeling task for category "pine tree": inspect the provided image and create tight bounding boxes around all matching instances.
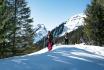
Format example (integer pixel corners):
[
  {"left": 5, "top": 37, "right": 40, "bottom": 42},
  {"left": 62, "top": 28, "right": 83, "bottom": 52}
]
[
  {"left": 0, "top": 0, "right": 14, "bottom": 58},
  {"left": 84, "top": 0, "right": 104, "bottom": 46},
  {"left": 0, "top": 0, "right": 34, "bottom": 57},
  {"left": 9, "top": 0, "right": 34, "bottom": 54}
]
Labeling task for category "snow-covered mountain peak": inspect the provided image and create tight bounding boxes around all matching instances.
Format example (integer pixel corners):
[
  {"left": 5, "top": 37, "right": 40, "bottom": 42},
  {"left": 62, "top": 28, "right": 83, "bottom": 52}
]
[
  {"left": 67, "top": 13, "right": 85, "bottom": 22},
  {"left": 34, "top": 24, "right": 46, "bottom": 31},
  {"left": 61, "top": 13, "right": 86, "bottom": 36},
  {"left": 66, "top": 13, "right": 86, "bottom": 29},
  {"left": 37, "top": 24, "right": 45, "bottom": 28},
  {"left": 34, "top": 24, "right": 48, "bottom": 43}
]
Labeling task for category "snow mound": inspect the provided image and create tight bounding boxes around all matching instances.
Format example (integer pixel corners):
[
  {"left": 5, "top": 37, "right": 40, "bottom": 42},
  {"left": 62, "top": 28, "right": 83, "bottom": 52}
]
[{"left": 75, "top": 43, "right": 104, "bottom": 57}]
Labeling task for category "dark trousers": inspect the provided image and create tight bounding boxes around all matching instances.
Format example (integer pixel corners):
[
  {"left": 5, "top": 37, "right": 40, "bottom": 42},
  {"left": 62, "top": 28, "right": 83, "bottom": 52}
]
[{"left": 65, "top": 39, "right": 68, "bottom": 44}]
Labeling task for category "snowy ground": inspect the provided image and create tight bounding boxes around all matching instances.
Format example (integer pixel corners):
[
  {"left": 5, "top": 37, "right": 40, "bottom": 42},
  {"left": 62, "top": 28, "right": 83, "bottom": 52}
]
[{"left": 0, "top": 44, "right": 104, "bottom": 70}]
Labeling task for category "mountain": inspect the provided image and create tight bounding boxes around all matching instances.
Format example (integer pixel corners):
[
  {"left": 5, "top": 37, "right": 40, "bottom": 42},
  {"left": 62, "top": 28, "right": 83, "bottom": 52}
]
[
  {"left": 0, "top": 44, "right": 104, "bottom": 70},
  {"left": 48, "top": 13, "right": 87, "bottom": 45},
  {"left": 33, "top": 24, "right": 48, "bottom": 43},
  {"left": 36, "top": 13, "right": 86, "bottom": 46},
  {"left": 61, "top": 13, "right": 86, "bottom": 36},
  {"left": 51, "top": 13, "right": 86, "bottom": 37},
  {"left": 51, "top": 22, "right": 65, "bottom": 37},
  {"left": 35, "top": 13, "right": 86, "bottom": 46}
]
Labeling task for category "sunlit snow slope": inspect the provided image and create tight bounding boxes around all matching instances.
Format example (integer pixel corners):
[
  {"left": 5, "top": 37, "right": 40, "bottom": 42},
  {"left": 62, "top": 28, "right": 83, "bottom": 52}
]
[{"left": 0, "top": 44, "right": 104, "bottom": 70}]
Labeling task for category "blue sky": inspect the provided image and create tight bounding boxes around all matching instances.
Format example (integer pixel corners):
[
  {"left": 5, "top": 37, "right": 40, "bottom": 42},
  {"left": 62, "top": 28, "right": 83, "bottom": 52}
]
[{"left": 27, "top": 0, "right": 90, "bottom": 30}]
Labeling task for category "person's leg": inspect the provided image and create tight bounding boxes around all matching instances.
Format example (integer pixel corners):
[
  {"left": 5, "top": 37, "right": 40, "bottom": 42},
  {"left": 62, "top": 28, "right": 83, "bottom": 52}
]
[
  {"left": 66, "top": 39, "right": 68, "bottom": 44},
  {"left": 48, "top": 41, "right": 52, "bottom": 51},
  {"left": 65, "top": 39, "right": 67, "bottom": 44},
  {"left": 49, "top": 42, "right": 53, "bottom": 51}
]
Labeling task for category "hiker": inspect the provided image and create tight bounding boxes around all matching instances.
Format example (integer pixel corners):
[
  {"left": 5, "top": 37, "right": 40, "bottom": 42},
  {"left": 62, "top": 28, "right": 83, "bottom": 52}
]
[
  {"left": 47, "top": 31, "right": 53, "bottom": 51},
  {"left": 64, "top": 32, "right": 69, "bottom": 44}
]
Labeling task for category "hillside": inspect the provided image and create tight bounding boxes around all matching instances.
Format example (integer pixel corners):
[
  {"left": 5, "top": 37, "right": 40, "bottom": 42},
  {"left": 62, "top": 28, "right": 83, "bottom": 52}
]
[{"left": 0, "top": 44, "right": 104, "bottom": 70}]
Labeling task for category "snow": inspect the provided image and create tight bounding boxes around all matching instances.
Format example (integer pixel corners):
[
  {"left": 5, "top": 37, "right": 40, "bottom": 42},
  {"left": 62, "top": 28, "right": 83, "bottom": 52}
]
[
  {"left": 0, "top": 44, "right": 104, "bottom": 70},
  {"left": 33, "top": 24, "right": 48, "bottom": 43},
  {"left": 60, "top": 13, "right": 86, "bottom": 36}
]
